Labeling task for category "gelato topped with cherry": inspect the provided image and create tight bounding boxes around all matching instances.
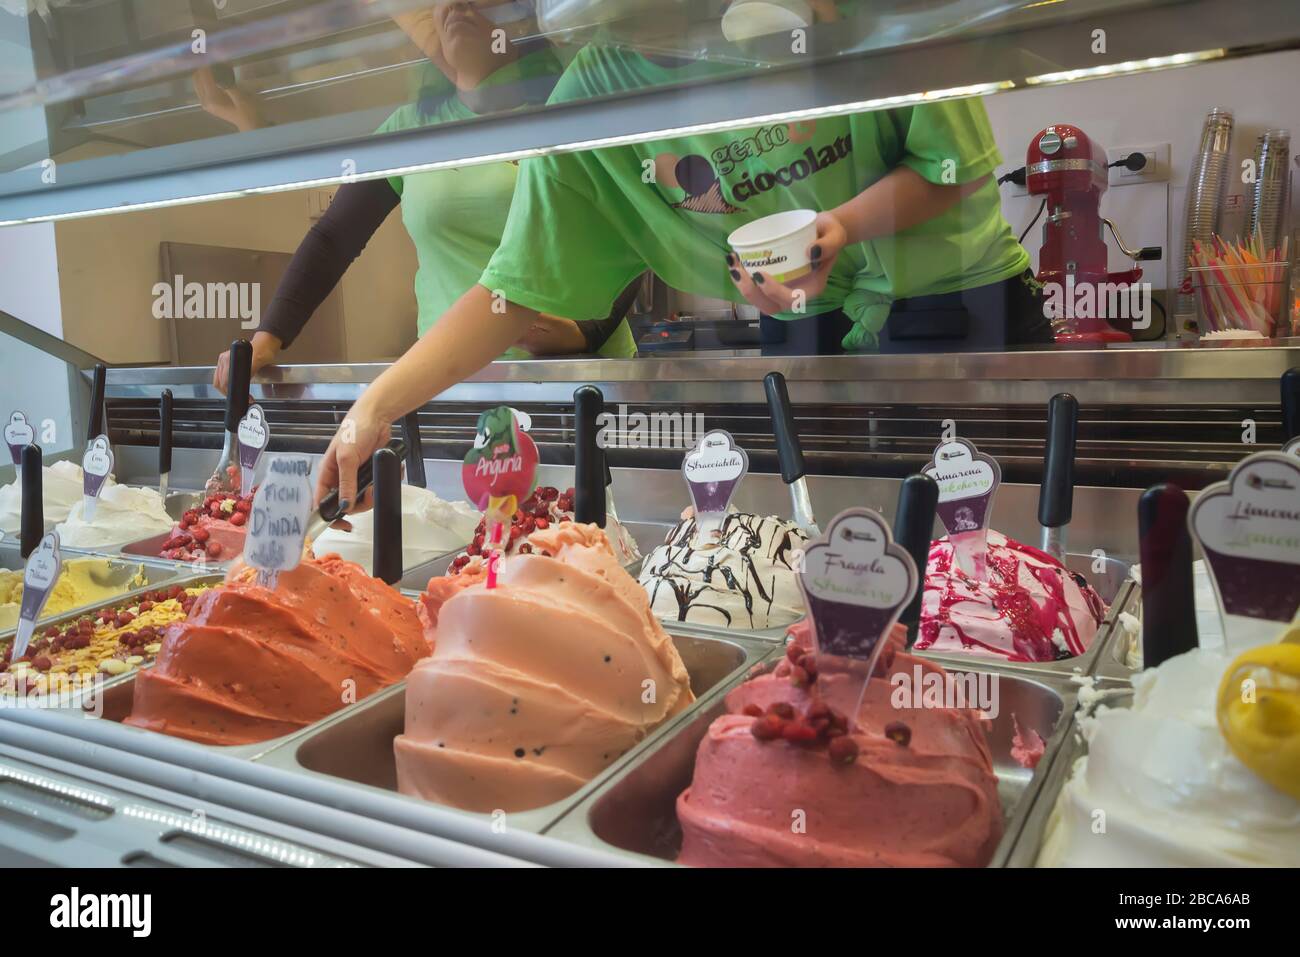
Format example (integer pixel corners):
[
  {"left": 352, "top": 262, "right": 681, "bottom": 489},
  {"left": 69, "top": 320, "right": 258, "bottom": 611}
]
[
  {"left": 447, "top": 485, "right": 639, "bottom": 575},
  {"left": 157, "top": 490, "right": 255, "bottom": 563}
]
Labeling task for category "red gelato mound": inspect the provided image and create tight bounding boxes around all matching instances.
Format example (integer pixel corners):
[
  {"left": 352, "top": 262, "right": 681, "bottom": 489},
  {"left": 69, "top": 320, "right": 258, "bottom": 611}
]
[
  {"left": 124, "top": 555, "right": 428, "bottom": 745},
  {"left": 676, "top": 621, "right": 1002, "bottom": 867}
]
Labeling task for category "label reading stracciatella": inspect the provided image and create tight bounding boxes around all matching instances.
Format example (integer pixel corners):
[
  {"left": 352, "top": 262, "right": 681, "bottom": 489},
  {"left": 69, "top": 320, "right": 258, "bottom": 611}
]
[
  {"left": 682, "top": 430, "right": 748, "bottom": 533},
  {"left": 243, "top": 455, "right": 313, "bottom": 587}
]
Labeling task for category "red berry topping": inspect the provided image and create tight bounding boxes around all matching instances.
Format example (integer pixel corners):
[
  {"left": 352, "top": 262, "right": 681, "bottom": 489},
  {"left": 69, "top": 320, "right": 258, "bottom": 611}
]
[
  {"left": 205, "top": 542, "right": 223, "bottom": 559},
  {"left": 191, "top": 526, "right": 211, "bottom": 544},
  {"left": 742, "top": 703, "right": 764, "bottom": 718},
  {"left": 229, "top": 511, "right": 247, "bottom": 527},
  {"left": 781, "top": 721, "right": 818, "bottom": 744},
  {"left": 138, "top": 601, "right": 154, "bottom": 613},
  {"left": 828, "top": 736, "right": 860, "bottom": 765},
  {"left": 31, "top": 655, "right": 51, "bottom": 672},
  {"left": 768, "top": 701, "right": 795, "bottom": 721},
  {"left": 750, "top": 715, "right": 785, "bottom": 741}
]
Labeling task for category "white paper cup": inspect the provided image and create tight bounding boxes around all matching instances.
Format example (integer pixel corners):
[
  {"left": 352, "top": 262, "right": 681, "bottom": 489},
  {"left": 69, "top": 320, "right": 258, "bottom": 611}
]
[
  {"left": 721, "top": 0, "right": 814, "bottom": 42},
  {"left": 727, "top": 208, "right": 818, "bottom": 284}
]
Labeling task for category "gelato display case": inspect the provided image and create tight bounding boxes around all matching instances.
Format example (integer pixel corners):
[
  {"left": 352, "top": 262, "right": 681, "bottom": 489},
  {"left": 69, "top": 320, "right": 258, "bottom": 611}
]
[{"left": 1, "top": 0, "right": 1299, "bottom": 870}]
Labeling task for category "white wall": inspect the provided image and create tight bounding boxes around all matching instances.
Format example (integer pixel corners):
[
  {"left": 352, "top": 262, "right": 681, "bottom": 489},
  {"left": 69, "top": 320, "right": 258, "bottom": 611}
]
[
  {"left": 984, "top": 48, "right": 1300, "bottom": 325},
  {"left": 0, "top": 222, "right": 75, "bottom": 460}
]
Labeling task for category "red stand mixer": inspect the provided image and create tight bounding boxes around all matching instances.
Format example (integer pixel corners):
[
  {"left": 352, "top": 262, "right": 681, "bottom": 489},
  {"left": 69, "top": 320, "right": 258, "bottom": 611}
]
[{"left": 1006, "top": 125, "right": 1162, "bottom": 343}]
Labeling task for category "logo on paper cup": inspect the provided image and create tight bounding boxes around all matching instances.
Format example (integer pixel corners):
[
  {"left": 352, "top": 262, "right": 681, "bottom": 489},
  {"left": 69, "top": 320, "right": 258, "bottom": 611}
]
[
  {"left": 1189, "top": 451, "right": 1300, "bottom": 623},
  {"left": 5, "top": 411, "right": 34, "bottom": 466},
  {"left": 682, "top": 429, "right": 748, "bottom": 517},
  {"left": 798, "top": 508, "right": 918, "bottom": 661}
]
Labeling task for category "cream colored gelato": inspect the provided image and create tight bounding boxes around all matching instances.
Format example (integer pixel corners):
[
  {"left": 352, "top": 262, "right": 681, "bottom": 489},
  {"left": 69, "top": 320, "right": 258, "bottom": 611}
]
[
  {"left": 1037, "top": 642, "right": 1300, "bottom": 867},
  {"left": 0, "top": 461, "right": 88, "bottom": 536},
  {"left": 55, "top": 484, "right": 173, "bottom": 549},
  {"left": 312, "top": 484, "right": 479, "bottom": 574}
]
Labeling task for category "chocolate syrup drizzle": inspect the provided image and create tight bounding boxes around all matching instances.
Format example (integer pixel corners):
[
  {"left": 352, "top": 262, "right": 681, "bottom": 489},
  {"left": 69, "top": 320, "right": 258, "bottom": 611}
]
[{"left": 639, "top": 513, "right": 807, "bottom": 628}]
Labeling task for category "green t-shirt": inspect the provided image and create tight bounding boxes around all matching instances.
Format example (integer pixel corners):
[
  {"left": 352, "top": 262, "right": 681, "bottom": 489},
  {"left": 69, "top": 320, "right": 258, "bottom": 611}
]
[
  {"left": 377, "top": 49, "right": 635, "bottom": 358},
  {"left": 481, "top": 45, "right": 1029, "bottom": 350}
]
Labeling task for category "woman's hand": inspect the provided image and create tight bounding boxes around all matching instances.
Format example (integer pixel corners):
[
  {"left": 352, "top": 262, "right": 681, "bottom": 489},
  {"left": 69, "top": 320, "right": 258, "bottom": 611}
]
[
  {"left": 314, "top": 397, "right": 393, "bottom": 515},
  {"left": 193, "top": 67, "right": 265, "bottom": 132},
  {"left": 213, "top": 331, "right": 281, "bottom": 395},
  {"left": 515, "top": 314, "right": 587, "bottom": 355},
  {"left": 726, "top": 210, "right": 848, "bottom": 315}
]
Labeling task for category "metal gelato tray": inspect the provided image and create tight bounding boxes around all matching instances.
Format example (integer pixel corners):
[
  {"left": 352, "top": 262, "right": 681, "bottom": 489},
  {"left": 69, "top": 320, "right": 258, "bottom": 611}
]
[
  {"left": 1004, "top": 683, "right": 1136, "bottom": 867},
  {"left": 247, "top": 628, "right": 775, "bottom": 835},
  {"left": 913, "top": 553, "right": 1134, "bottom": 680},
  {"left": 1090, "top": 578, "right": 1142, "bottom": 683},
  {"left": 543, "top": 661, "right": 1077, "bottom": 867},
  {"left": 0, "top": 542, "right": 189, "bottom": 635},
  {"left": 1, "top": 571, "right": 225, "bottom": 709}
]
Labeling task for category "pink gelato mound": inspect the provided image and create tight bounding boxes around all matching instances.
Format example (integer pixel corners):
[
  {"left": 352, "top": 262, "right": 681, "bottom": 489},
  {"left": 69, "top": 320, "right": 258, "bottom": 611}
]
[
  {"left": 915, "top": 530, "right": 1106, "bottom": 662},
  {"left": 676, "top": 621, "right": 1003, "bottom": 868},
  {"left": 396, "top": 523, "right": 694, "bottom": 813}
]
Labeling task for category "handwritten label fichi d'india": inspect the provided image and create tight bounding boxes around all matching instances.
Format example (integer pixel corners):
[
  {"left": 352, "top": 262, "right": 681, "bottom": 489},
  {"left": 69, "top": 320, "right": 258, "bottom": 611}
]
[{"left": 243, "top": 455, "right": 313, "bottom": 588}]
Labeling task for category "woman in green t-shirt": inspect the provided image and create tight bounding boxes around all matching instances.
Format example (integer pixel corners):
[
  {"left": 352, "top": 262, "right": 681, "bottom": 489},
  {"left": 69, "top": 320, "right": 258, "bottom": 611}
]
[
  {"left": 313, "top": 17, "right": 1043, "bottom": 505},
  {"left": 207, "top": 2, "right": 633, "bottom": 393}
]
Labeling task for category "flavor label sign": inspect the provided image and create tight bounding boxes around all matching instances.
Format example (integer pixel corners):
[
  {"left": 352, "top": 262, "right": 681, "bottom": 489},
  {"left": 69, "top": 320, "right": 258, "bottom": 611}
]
[
  {"left": 1189, "top": 451, "right": 1300, "bottom": 624},
  {"left": 798, "top": 508, "right": 918, "bottom": 662},
  {"left": 923, "top": 438, "right": 1001, "bottom": 533},
  {"left": 243, "top": 455, "right": 313, "bottom": 588},
  {"left": 5, "top": 411, "right": 33, "bottom": 467},
  {"left": 12, "top": 531, "right": 62, "bottom": 660},
  {"left": 682, "top": 430, "right": 748, "bottom": 536},
  {"left": 236, "top": 405, "right": 270, "bottom": 493},
  {"left": 81, "top": 434, "right": 114, "bottom": 523},
  {"left": 462, "top": 406, "right": 539, "bottom": 511},
  {"left": 923, "top": 438, "right": 1000, "bottom": 577}
]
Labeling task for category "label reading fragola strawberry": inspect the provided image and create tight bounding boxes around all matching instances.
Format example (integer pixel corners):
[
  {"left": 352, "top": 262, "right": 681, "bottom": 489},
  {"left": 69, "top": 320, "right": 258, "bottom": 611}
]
[{"left": 462, "top": 406, "right": 538, "bottom": 510}]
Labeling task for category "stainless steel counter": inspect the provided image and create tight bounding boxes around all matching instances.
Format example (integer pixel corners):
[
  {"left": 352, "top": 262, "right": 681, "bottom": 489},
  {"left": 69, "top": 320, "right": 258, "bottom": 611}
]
[{"left": 100, "top": 342, "right": 1300, "bottom": 407}]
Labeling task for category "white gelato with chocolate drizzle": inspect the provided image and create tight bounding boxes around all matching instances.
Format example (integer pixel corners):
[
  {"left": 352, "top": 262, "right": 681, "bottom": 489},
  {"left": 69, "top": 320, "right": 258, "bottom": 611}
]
[{"left": 638, "top": 510, "right": 808, "bottom": 630}]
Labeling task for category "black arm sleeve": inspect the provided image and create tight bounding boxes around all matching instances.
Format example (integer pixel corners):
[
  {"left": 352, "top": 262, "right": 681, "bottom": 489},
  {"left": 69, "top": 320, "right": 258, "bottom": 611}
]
[
  {"left": 580, "top": 273, "right": 644, "bottom": 354},
  {"left": 257, "top": 178, "right": 401, "bottom": 349}
]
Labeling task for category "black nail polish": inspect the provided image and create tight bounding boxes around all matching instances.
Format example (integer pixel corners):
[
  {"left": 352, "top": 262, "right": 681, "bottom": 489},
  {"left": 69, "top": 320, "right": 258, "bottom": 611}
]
[
  {"left": 754, "top": 273, "right": 765, "bottom": 285},
  {"left": 810, "top": 244, "right": 823, "bottom": 260},
  {"left": 725, "top": 253, "right": 736, "bottom": 266},
  {"left": 729, "top": 269, "right": 741, "bottom": 281}
]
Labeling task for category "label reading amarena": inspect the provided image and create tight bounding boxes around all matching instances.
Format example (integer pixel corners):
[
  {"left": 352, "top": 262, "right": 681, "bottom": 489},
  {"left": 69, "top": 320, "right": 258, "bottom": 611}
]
[
  {"left": 81, "top": 434, "right": 114, "bottom": 523},
  {"left": 5, "top": 411, "right": 34, "bottom": 467},
  {"left": 798, "top": 508, "right": 918, "bottom": 662},
  {"left": 682, "top": 430, "right": 748, "bottom": 535},
  {"left": 11, "top": 531, "right": 62, "bottom": 660},
  {"left": 236, "top": 404, "right": 270, "bottom": 494},
  {"left": 922, "top": 438, "right": 1001, "bottom": 532},
  {"left": 1189, "top": 451, "right": 1300, "bottom": 624},
  {"left": 243, "top": 455, "right": 313, "bottom": 588}
]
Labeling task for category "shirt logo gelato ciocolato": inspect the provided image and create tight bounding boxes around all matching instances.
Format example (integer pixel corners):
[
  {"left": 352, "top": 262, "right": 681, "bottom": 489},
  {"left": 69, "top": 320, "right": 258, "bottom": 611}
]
[{"left": 650, "top": 121, "right": 854, "bottom": 215}]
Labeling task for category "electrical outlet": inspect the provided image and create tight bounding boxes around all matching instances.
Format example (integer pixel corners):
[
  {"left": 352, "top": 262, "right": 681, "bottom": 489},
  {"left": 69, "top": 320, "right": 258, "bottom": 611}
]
[
  {"left": 307, "top": 188, "right": 337, "bottom": 220},
  {"left": 1107, "top": 143, "right": 1169, "bottom": 186}
]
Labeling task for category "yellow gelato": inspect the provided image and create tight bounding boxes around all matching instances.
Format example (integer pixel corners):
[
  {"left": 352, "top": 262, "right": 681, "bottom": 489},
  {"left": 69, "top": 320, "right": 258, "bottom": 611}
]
[{"left": 0, "top": 558, "right": 146, "bottom": 632}]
